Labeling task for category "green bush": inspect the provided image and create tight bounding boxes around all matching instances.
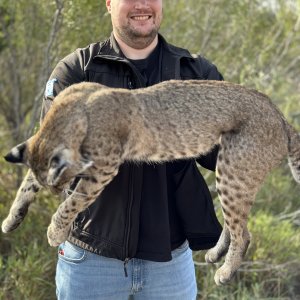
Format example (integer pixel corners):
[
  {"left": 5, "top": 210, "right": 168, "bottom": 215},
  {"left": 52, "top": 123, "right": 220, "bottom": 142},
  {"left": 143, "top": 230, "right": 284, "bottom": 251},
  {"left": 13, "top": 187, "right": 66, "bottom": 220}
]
[
  {"left": 0, "top": 169, "right": 57, "bottom": 300},
  {"left": 194, "top": 211, "right": 300, "bottom": 299}
]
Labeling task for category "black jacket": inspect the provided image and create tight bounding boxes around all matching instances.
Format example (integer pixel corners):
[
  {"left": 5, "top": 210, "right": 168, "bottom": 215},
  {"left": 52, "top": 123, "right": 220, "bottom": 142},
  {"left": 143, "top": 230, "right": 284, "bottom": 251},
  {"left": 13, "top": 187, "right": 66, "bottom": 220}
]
[{"left": 42, "top": 33, "right": 223, "bottom": 262}]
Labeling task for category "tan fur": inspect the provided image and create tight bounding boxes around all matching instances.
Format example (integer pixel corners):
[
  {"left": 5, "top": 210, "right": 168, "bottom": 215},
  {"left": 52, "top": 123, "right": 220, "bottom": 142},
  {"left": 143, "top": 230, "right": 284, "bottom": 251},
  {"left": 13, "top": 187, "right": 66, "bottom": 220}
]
[{"left": 3, "top": 80, "right": 300, "bottom": 285}]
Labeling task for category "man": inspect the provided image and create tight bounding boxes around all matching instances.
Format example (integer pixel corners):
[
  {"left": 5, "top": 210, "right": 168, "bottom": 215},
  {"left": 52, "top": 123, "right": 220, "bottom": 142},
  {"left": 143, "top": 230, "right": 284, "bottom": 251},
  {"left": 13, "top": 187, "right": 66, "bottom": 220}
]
[{"left": 45, "top": 0, "right": 223, "bottom": 299}]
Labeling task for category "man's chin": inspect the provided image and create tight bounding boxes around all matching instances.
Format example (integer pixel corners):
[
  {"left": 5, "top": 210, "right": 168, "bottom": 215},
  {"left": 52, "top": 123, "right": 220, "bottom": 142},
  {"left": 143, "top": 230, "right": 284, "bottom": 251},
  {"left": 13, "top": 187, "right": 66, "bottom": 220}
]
[
  {"left": 118, "top": 24, "right": 157, "bottom": 39},
  {"left": 125, "top": 30, "right": 158, "bottom": 48},
  {"left": 130, "top": 26, "right": 158, "bottom": 38}
]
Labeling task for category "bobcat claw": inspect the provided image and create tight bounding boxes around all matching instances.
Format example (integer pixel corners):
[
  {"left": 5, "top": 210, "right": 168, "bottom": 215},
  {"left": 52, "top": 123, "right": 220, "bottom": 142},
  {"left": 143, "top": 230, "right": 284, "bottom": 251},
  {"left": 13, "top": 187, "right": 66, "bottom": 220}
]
[{"left": 47, "top": 223, "right": 70, "bottom": 247}]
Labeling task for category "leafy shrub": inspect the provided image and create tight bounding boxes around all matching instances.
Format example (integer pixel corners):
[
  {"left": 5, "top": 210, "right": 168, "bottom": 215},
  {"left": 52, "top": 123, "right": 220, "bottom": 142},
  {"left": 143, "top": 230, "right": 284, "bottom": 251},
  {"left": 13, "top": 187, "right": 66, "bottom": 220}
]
[{"left": 194, "top": 211, "right": 300, "bottom": 299}]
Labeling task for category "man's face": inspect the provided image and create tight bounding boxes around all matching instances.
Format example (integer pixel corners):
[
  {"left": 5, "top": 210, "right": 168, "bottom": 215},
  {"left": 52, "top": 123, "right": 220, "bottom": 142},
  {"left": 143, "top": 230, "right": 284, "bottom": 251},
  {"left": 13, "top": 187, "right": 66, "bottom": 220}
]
[{"left": 106, "top": 0, "right": 163, "bottom": 49}]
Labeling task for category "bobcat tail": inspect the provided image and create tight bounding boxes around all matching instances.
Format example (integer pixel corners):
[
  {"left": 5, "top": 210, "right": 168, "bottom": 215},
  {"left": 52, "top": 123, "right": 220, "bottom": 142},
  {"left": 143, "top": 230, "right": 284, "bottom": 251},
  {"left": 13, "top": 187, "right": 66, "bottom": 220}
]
[{"left": 287, "top": 123, "right": 300, "bottom": 183}]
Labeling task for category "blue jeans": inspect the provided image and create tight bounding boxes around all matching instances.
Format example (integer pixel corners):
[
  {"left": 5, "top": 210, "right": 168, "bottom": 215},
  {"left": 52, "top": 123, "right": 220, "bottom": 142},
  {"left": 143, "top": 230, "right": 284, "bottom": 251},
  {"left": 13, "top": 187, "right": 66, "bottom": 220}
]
[{"left": 56, "top": 240, "right": 197, "bottom": 300}]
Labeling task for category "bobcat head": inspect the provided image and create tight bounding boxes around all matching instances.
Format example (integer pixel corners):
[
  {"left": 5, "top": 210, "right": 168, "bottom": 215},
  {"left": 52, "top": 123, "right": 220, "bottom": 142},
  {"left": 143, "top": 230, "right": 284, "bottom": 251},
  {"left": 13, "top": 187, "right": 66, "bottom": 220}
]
[{"left": 4, "top": 139, "right": 93, "bottom": 194}]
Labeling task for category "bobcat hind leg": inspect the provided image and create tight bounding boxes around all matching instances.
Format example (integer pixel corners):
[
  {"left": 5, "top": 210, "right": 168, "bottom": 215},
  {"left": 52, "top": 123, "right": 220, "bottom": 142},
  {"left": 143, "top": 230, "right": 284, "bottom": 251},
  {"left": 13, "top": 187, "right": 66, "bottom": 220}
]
[
  {"left": 210, "top": 143, "right": 258, "bottom": 285},
  {"left": 205, "top": 224, "right": 230, "bottom": 263}
]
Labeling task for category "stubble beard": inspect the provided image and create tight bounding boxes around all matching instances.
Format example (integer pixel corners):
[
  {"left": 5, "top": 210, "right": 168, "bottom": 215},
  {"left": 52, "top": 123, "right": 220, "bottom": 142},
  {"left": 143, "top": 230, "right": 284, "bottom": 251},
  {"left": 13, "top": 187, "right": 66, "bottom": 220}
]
[{"left": 115, "top": 17, "right": 161, "bottom": 49}]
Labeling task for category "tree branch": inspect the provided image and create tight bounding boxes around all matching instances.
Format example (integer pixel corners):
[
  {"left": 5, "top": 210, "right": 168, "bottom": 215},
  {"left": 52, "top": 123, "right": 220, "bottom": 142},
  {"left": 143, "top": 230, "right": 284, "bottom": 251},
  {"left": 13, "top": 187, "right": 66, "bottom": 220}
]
[{"left": 26, "top": 0, "right": 64, "bottom": 137}]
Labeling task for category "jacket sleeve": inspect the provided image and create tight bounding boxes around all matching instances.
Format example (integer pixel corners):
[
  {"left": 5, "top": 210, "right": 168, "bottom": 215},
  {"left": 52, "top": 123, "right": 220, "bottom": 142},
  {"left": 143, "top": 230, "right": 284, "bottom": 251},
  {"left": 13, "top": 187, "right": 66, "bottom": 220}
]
[
  {"left": 40, "top": 50, "right": 85, "bottom": 121},
  {"left": 195, "top": 56, "right": 224, "bottom": 171}
]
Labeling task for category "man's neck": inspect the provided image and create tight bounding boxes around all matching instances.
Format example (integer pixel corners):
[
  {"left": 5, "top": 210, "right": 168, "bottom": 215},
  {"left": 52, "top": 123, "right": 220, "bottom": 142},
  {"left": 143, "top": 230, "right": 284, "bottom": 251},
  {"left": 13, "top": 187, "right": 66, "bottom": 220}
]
[{"left": 114, "top": 33, "right": 159, "bottom": 60}]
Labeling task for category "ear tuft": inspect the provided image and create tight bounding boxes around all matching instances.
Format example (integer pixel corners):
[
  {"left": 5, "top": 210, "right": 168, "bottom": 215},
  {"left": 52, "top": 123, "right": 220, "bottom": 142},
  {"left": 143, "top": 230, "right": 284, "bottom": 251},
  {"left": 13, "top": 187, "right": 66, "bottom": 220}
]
[{"left": 4, "top": 143, "right": 27, "bottom": 164}]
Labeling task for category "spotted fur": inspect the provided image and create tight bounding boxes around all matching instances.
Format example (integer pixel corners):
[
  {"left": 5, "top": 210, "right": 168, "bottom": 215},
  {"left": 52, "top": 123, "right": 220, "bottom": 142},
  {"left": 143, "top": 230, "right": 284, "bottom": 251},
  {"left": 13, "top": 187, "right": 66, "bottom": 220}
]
[{"left": 3, "top": 80, "right": 300, "bottom": 285}]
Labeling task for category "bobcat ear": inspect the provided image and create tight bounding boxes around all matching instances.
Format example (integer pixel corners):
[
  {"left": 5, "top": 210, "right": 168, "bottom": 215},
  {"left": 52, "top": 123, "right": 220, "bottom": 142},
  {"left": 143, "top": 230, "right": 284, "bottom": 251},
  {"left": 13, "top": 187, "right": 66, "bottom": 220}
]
[{"left": 4, "top": 142, "right": 30, "bottom": 167}]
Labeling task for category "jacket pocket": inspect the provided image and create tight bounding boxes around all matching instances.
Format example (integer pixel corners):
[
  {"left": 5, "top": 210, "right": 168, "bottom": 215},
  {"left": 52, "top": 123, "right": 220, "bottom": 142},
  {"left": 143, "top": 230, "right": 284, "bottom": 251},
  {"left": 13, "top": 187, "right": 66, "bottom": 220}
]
[{"left": 58, "top": 241, "right": 87, "bottom": 264}]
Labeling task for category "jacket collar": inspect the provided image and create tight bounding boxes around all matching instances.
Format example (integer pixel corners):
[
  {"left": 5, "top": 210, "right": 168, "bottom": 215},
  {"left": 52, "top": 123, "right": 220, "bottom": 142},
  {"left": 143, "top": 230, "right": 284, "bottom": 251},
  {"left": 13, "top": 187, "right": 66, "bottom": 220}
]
[
  {"left": 94, "top": 32, "right": 193, "bottom": 61},
  {"left": 93, "top": 32, "right": 194, "bottom": 81}
]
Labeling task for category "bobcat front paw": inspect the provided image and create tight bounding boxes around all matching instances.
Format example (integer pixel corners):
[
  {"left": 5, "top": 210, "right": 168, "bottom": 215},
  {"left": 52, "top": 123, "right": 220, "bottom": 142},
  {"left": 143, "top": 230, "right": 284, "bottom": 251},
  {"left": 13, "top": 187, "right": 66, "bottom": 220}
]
[
  {"left": 47, "top": 223, "right": 70, "bottom": 247},
  {"left": 2, "top": 216, "right": 22, "bottom": 233}
]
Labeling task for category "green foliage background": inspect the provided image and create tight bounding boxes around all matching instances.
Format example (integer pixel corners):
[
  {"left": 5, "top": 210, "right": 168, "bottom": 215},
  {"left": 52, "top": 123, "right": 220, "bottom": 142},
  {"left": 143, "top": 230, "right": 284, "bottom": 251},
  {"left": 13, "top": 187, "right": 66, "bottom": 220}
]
[{"left": 0, "top": 0, "right": 299, "bottom": 299}]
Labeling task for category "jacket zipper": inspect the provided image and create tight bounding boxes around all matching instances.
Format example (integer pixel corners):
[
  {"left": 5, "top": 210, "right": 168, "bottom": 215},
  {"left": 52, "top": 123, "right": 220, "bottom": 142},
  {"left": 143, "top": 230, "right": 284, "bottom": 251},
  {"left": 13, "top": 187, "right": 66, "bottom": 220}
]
[
  {"left": 123, "top": 66, "right": 143, "bottom": 277},
  {"left": 94, "top": 55, "right": 143, "bottom": 275},
  {"left": 123, "top": 164, "right": 134, "bottom": 277}
]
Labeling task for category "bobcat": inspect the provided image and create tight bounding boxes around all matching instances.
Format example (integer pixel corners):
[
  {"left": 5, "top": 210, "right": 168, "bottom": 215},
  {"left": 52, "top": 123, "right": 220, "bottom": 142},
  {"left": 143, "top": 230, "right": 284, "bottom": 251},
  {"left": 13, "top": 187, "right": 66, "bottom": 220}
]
[{"left": 3, "top": 80, "right": 300, "bottom": 285}]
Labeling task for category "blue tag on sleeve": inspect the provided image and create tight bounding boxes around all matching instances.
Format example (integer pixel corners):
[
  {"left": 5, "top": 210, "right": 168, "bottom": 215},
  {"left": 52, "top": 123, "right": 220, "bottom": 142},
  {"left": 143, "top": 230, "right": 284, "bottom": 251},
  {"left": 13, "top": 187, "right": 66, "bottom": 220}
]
[{"left": 45, "top": 78, "right": 58, "bottom": 97}]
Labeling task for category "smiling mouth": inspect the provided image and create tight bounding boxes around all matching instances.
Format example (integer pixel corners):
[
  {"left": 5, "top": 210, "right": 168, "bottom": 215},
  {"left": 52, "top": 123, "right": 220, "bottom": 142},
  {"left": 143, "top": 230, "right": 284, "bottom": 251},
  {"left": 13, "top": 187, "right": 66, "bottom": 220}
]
[{"left": 131, "top": 15, "right": 152, "bottom": 21}]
